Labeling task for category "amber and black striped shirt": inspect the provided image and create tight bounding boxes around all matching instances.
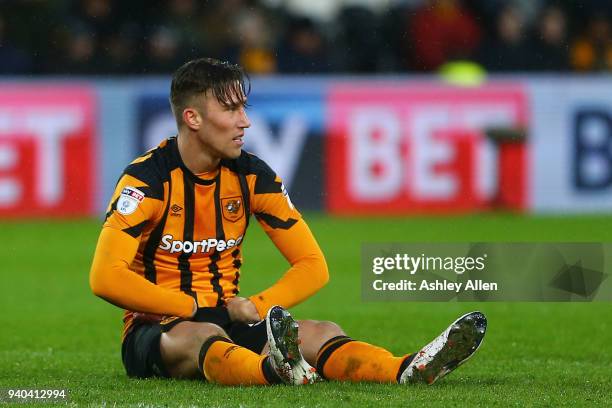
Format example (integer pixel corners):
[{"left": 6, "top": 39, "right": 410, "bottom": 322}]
[{"left": 90, "top": 136, "right": 329, "bottom": 339}]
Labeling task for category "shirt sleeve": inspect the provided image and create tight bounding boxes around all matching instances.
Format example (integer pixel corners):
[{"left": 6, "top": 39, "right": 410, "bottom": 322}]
[
  {"left": 248, "top": 170, "right": 329, "bottom": 317},
  {"left": 89, "top": 173, "right": 195, "bottom": 317}
]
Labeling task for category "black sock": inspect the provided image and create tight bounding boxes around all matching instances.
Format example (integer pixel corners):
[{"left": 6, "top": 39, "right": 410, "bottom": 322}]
[
  {"left": 261, "top": 356, "right": 284, "bottom": 384},
  {"left": 396, "top": 353, "right": 416, "bottom": 383}
]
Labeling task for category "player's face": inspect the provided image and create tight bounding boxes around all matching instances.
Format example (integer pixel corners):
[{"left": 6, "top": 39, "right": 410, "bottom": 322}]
[{"left": 197, "top": 89, "right": 250, "bottom": 160}]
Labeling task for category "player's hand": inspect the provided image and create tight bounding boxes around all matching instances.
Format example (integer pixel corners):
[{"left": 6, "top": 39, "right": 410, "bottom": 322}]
[{"left": 226, "top": 297, "right": 260, "bottom": 323}]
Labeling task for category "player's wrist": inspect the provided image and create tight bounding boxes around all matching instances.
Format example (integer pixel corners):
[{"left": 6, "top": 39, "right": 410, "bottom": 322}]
[{"left": 248, "top": 295, "right": 267, "bottom": 319}]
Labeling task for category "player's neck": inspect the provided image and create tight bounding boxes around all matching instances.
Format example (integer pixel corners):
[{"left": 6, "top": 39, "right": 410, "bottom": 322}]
[{"left": 177, "top": 132, "right": 220, "bottom": 174}]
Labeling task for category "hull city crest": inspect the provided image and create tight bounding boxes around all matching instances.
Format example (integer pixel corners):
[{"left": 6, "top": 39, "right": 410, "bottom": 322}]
[{"left": 221, "top": 196, "right": 244, "bottom": 222}]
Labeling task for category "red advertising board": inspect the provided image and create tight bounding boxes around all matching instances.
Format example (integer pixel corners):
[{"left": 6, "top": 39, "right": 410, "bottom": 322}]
[
  {"left": 325, "top": 83, "right": 528, "bottom": 214},
  {"left": 0, "top": 86, "right": 96, "bottom": 217}
]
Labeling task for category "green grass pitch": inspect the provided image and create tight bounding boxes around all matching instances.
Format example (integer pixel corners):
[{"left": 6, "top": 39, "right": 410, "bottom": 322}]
[{"left": 1, "top": 214, "right": 611, "bottom": 407}]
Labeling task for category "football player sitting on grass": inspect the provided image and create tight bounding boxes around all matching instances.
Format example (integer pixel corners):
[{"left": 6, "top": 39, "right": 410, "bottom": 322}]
[{"left": 90, "top": 57, "right": 487, "bottom": 385}]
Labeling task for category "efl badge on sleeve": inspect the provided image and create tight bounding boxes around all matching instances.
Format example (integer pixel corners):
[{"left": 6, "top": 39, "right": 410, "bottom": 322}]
[
  {"left": 221, "top": 196, "right": 244, "bottom": 222},
  {"left": 117, "top": 186, "right": 145, "bottom": 215}
]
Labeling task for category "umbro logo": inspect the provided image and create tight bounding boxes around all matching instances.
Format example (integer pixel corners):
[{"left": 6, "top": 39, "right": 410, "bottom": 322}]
[{"left": 170, "top": 204, "right": 183, "bottom": 216}]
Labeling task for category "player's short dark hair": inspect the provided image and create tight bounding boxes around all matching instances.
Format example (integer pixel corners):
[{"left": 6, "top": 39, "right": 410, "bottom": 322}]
[{"left": 170, "top": 58, "right": 250, "bottom": 126}]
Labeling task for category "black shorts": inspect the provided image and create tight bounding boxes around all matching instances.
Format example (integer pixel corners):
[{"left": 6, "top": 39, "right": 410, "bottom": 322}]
[{"left": 121, "top": 307, "right": 268, "bottom": 378}]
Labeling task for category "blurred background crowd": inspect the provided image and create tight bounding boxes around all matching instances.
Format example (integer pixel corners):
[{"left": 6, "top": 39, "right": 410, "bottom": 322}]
[{"left": 0, "top": 0, "right": 611, "bottom": 75}]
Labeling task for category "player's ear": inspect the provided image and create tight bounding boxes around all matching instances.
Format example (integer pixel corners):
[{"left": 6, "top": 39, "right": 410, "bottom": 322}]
[{"left": 183, "top": 108, "right": 202, "bottom": 130}]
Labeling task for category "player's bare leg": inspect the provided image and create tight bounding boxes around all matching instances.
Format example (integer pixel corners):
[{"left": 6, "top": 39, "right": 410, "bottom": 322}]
[
  {"left": 160, "top": 321, "right": 228, "bottom": 378},
  {"left": 161, "top": 320, "right": 278, "bottom": 385},
  {"left": 160, "top": 310, "right": 320, "bottom": 385},
  {"left": 295, "top": 320, "right": 346, "bottom": 365}
]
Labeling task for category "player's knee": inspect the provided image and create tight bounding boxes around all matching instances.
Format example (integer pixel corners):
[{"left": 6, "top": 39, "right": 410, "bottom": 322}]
[
  {"left": 160, "top": 321, "right": 229, "bottom": 379},
  {"left": 301, "top": 320, "right": 345, "bottom": 342},
  {"left": 162, "top": 321, "right": 228, "bottom": 363},
  {"left": 193, "top": 323, "right": 227, "bottom": 341},
  {"left": 316, "top": 320, "right": 345, "bottom": 340},
  {"left": 190, "top": 322, "right": 227, "bottom": 344},
  {"left": 297, "top": 320, "right": 345, "bottom": 365}
]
